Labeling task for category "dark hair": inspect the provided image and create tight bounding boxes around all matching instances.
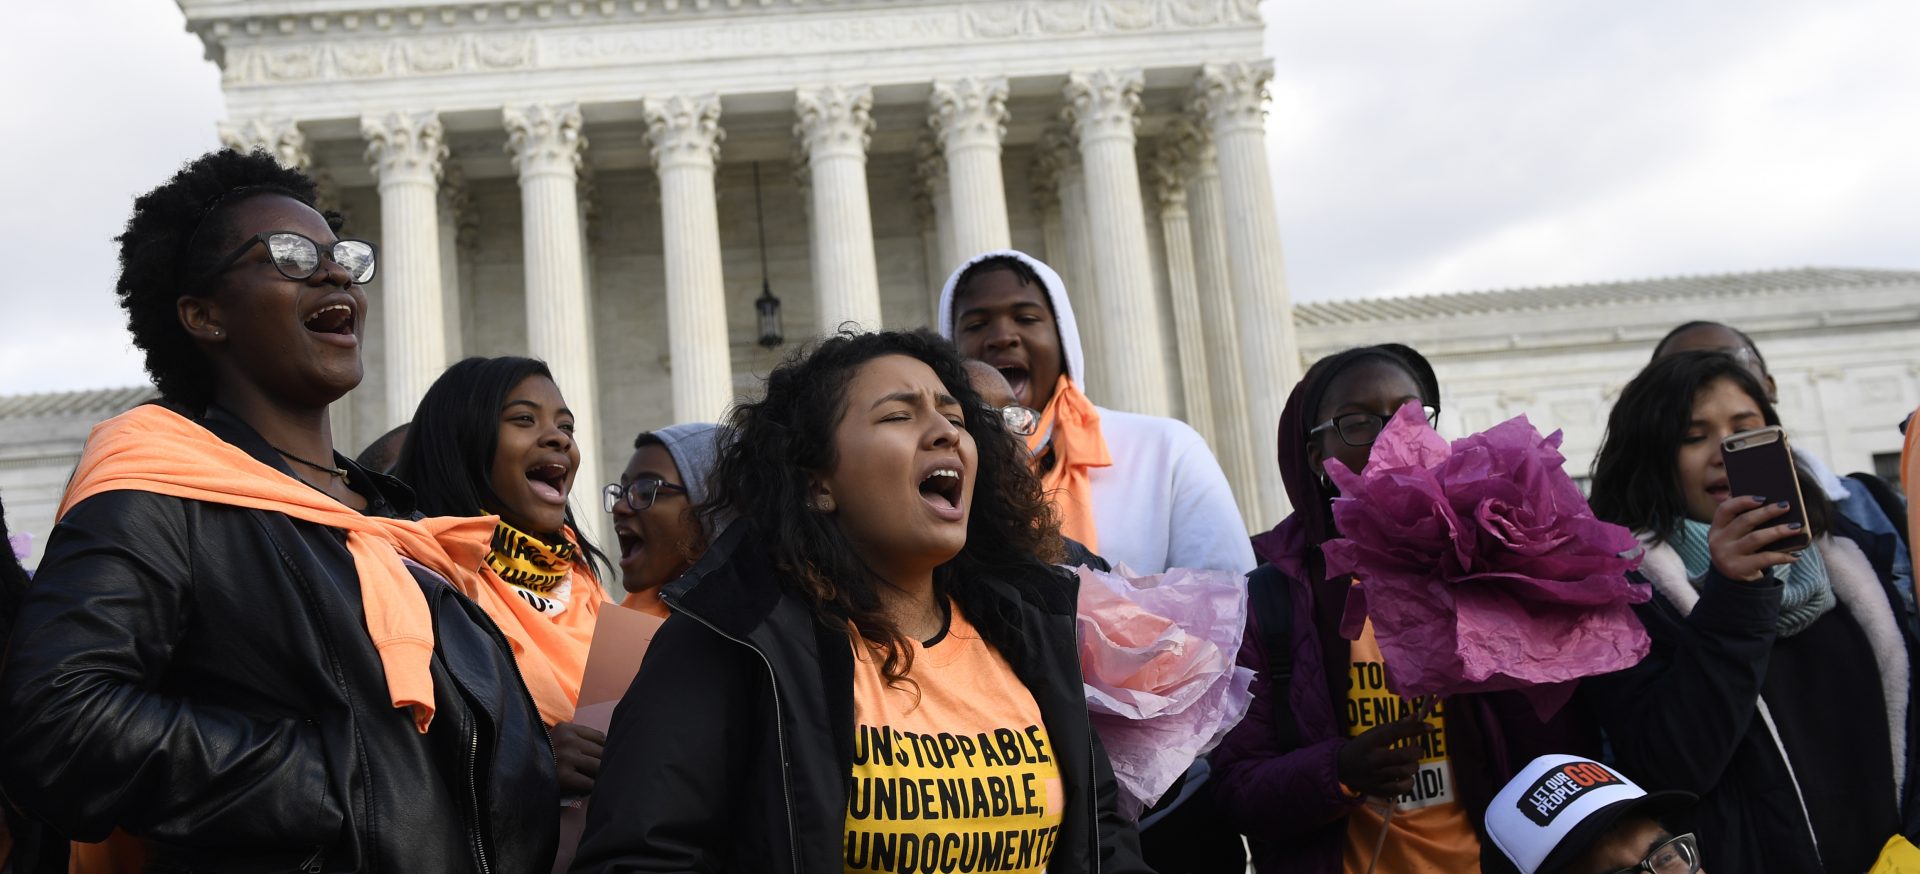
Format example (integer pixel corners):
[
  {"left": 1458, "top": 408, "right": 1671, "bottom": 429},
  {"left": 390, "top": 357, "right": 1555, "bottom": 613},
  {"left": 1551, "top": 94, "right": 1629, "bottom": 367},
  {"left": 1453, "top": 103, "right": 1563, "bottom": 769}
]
[
  {"left": 393, "top": 356, "right": 610, "bottom": 577},
  {"left": 114, "top": 149, "right": 341, "bottom": 413},
  {"left": 950, "top": 255, "right": 1046, "bottom": 303},
  {"left": 705, "top": 329, "right": 1064, "bottom": 687},
  {"left": 0, "top": 493, "right": 30, "bottom": 641},
  {"left": 354, "top": 424, "right": 412, "bottom": 475},
  {"left": 1590, "top": 350, "right": 1829, "bottom": 544},
  {"left": 1650, "top": 320, "right": 1770, "bottom": 374}
]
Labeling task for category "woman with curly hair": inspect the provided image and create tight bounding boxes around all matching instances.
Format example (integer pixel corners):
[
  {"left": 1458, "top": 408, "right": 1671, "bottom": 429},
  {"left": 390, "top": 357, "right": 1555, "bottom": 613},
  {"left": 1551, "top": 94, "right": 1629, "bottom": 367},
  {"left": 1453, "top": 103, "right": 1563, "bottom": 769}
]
[
  {"left": 573, "top": 330, "right": 1152, "bottom": 874},
  {"left": 0, "top": 149, "right": 556, "bottom": 872}
]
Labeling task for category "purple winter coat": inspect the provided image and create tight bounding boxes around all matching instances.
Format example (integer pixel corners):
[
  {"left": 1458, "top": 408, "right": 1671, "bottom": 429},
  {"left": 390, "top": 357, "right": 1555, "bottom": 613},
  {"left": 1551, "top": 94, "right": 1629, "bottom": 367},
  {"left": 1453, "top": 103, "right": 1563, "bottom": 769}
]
[{"left": 1214, "top": 345, "right": 1597, "bottom": 873}]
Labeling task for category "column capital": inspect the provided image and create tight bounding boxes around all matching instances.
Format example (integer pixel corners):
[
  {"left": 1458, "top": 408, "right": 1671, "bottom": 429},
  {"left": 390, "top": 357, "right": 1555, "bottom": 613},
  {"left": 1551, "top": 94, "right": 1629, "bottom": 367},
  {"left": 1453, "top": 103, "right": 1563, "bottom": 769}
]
[
  {"left": 794, "top": 84, "right": 874, "bottom": 163},
  {"left": 1063, "top": 68, "right": 1145, "bottom": 146},
  {"left": 218, "top": 117, "right": 312, "bottom": 171},
  {"left": 913, "top": 132, "right": 949, "bottom": 189},
  {"left": 1190, "top": 60, "right": 1275, "bottom": 135},
  {"left": 362, "top": 111, "right": 446, "bottom": 188},
  {"left": 1029, "top": 144, "right": 1066, "bottom": 214},
  {"left": 1146, "top": 142, "right": 1189, "bottom": 213},
  {"left": 928, "top": 76, "right": 1010, "bottom": 151},
  {"left": 1164, "top": 116, "right": 1218, "bottom": 173},
  {"left": 504, "top": 102, "right": 587, "bottom": 180},
  {"left": 643, "top": 94, "right": 724, "bottom": 171},
  {"left": 440, "top": 161, "right": 480, "bottom": 251}
]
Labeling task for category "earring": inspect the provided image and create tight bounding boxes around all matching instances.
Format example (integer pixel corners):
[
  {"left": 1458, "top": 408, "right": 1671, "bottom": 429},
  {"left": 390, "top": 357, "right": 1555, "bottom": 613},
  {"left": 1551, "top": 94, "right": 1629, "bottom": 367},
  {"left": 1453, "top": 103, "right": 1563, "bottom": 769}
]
[
  {"left": 211, "top": 329, "right": 222, "bottom": 337},
  {"left": 812, "top": 494, "right": 835, "bottom": 513}
]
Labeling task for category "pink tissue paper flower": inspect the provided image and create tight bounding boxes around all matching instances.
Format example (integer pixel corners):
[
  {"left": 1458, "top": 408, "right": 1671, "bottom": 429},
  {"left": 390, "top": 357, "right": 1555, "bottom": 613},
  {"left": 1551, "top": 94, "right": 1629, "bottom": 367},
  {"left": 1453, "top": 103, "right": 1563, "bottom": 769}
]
[
  {"left": 1321, "top": 405, "right": 1649, "bottom": 719},
  {"left": 1075, "top": 564, "right": 1254, "bottom": 819}
]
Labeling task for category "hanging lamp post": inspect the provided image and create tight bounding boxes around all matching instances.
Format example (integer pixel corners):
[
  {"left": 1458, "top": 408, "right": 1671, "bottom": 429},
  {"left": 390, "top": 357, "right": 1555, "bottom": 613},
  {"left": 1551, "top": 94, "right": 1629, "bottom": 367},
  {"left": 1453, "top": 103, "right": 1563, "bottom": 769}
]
[{"left": 751, "top": 162, "right": 784, "bottom": 349}]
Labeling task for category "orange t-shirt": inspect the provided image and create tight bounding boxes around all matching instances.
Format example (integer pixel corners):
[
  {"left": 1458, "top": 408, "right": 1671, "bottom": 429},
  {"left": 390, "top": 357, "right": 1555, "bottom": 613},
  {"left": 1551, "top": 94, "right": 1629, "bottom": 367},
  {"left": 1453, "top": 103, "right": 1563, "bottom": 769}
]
[
  {"left": 1342, "top": 620, "right": 1480, "bottom": 874},
  {"left": 844, "top": 603, "right": 1066, "bottom": 874}
]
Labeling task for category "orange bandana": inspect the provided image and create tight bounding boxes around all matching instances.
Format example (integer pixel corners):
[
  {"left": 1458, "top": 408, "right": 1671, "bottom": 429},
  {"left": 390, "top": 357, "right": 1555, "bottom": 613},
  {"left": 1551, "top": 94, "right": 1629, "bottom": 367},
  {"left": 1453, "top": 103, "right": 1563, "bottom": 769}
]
[
  {"left": 59, "top": 405, "right": 497, "bottom": 733},
  {"left": 445, "top": 524, "right": 607, "bottom": 726},
  {"left": 1028, "top": 375, "right": 1112, "bottom": 551}
]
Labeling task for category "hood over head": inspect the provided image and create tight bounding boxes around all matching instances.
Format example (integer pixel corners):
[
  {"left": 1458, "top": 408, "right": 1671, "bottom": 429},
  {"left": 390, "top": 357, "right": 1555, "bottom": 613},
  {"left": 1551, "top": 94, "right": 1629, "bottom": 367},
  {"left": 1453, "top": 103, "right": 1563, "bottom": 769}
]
[
  {"left": 1254, "top": 343, "right": 1440, "bottom": 564},
  {"left": 936, "top": 249, "right": 1089, "bottom": 396},
  {"left": 645, "top": 422, "right": 736, "bottom": 537}
]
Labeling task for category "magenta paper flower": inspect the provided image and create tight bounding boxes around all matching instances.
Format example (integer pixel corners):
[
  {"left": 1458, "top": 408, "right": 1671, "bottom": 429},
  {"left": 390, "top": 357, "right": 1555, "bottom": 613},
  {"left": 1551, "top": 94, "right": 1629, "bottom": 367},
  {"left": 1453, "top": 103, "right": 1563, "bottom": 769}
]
[{"left": 1320, "top": 404, "right": 1649, "bottom": 718}]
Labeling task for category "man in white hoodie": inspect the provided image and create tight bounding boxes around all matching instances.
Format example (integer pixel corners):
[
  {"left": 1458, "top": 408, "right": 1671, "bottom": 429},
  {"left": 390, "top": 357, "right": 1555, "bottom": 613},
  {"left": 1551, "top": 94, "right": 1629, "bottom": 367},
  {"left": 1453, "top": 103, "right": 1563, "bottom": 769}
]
[{"left": 938, "top": 249, "right": 1254, "bottom": 577}]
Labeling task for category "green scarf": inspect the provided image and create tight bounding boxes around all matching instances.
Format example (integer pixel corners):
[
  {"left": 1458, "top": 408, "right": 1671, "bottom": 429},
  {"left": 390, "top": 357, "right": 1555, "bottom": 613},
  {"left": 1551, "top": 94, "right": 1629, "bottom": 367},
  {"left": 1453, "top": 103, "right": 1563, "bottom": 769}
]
[{"left": 1669, "top": 517, "right": 1834, "bottom": 637}]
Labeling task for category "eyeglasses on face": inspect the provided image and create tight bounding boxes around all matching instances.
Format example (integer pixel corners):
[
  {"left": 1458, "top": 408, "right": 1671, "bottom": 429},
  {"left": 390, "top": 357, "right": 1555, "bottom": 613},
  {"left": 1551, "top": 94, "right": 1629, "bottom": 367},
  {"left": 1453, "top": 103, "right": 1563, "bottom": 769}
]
[
  {"left": 1602, "top": 832, "right": 1699, "bottom": 874},
  {"left": 997, "top": 404, "right": 1041, "bottom": 437},
  {"left": 602, "top": 478, "right": 689, "bottom": 514},
  {"left": 200, "top": 231, "right": 378, "bottom": 286},
  {"left": 1307, "top": 404, "right": 1440, "bottom": 448}
]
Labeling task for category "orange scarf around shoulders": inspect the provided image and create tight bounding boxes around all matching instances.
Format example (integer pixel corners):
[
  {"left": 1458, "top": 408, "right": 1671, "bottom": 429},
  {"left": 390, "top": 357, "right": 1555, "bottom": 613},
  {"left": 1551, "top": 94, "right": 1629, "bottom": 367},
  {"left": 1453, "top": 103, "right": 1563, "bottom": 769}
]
[
  {"left": 1029, "top": 375, "right": 1112, "bottom": 551},
  {"left": 442, "top": 526, "right": 607, "bottom": 726},
  {"left": 59, "top": 404, "right": 497, "bottom": 734}
]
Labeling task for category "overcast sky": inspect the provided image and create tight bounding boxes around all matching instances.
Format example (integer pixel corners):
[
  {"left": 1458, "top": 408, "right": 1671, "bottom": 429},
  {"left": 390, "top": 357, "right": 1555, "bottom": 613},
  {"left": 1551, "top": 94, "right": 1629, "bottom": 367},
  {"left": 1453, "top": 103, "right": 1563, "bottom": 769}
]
[{"left": 3, "top": 0, "right": 1916, "bottom": 396}]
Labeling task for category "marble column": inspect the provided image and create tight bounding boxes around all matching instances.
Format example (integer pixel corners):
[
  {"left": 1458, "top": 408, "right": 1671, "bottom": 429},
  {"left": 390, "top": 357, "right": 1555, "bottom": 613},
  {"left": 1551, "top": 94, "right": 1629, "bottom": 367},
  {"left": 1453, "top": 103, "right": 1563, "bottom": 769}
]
[
  {"left": 1029, "top": 145, "right": 1070, "bottom": 271},
  {"left": 1170, "top": 117, "right": 1262, "bottom": 527},
  {"left": 795, "top": 85, "right": 883, "bottom": 333},
  {"left": 1194, "top": 61, "right": 1300, "bottom": 523},
  {"left": 362, "top": 111, "right": 449, "bottom": 431},
  {"left": 222, "top": 116, "right": 358, "bottom": 444},
  {"left": 644, "top": 94, "right": 735, "bottom": 424},
  {"left": 1147, "top": 143, "right": 1216, "bottom": 445},
  {"left": 1052, "top": 135, "right": 1105, "bottom": 395},
  {"left": 504, "top": 102, "right": 601, "bottom": 521},
  {"left": 1064, "top": 68, "right": 1171, "bottom": 418},
  {"left": 929, "top": 76, "right": 1012, "bottom": 259},
  {"left": 914, "top": 135, "right": 958, "bottom": 302},
  {"left": 436, "top": 162, "right": 471, "bottom": 362}
]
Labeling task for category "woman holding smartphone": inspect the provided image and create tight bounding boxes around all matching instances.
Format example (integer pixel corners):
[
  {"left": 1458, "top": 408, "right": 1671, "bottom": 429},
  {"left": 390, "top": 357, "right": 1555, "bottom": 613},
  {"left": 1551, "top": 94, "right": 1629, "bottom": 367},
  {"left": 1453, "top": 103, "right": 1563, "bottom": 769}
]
[{"left": 1587, "top": 349, "right": 1915, "bottom": 873}]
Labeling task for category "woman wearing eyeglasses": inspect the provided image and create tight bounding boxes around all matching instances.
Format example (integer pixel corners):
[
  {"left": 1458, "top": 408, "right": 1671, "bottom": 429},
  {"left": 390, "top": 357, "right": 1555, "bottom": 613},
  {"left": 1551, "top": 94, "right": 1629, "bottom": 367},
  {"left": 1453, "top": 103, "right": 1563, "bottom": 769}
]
[
  {"left": 0, "top": 150, "right": 556, "bottom": 871},
  {"left": 393, "top": 355, "right": 615, "bottom": 798},
  {"left": 1210, "top": 344, "right": 1598, "bottom": 874},
  {"left": 604, "top": 423, "right": 732, "bottom": 618}
]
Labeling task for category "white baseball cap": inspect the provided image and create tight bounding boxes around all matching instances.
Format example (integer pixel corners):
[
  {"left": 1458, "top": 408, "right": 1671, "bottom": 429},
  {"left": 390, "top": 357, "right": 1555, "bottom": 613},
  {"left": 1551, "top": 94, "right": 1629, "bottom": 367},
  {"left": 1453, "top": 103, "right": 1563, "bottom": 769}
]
[{"left": 1486, "top": 755, "right": 1695, "bottom": 874}]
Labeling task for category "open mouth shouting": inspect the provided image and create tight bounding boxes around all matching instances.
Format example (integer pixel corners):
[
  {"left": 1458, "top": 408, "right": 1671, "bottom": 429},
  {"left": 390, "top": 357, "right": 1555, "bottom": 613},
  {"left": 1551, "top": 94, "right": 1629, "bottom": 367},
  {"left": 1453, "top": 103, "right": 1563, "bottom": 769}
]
[
  {"left": 917, "top": 460, "right": 966, "bottom": 522},
  {"left": 527, "top": 460, "right": 572, "bottom": 505},
  {"left": 302, "top": 297, "right": 359, "bottom": 347}
]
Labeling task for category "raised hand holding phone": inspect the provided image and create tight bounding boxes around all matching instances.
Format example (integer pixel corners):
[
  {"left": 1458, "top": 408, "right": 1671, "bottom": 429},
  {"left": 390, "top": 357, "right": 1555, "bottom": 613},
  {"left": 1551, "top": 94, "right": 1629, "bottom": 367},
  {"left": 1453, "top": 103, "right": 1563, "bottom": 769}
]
[{"left": 1708, "top": 494, "right": 1804, "bottom": 582}]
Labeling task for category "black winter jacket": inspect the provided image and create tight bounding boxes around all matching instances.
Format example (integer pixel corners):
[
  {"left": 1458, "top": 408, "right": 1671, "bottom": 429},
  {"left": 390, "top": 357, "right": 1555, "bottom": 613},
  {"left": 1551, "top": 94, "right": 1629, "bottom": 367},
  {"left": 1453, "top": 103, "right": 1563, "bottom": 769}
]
[
  {"left": 572, "top": 523, "right": 1153, "bottom": 874},
  {"left": 0, "top": 407, "right": 557, "bottom": 873},
  {"left": 1584, "top": 535, "right": 1917, "bottom": 874}
]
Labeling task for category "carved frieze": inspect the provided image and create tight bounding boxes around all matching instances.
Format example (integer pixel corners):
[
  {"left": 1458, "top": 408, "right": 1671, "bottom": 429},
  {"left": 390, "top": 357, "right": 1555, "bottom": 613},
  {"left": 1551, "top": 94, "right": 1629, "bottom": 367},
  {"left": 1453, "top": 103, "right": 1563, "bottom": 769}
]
[{"left": 210, "top": 0, "right": 1256, "bottom": 85}]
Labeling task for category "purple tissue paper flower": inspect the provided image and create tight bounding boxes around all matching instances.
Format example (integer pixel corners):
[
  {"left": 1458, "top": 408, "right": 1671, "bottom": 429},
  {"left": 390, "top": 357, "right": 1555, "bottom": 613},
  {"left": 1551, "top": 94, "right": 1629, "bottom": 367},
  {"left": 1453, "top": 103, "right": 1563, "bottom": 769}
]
[{"left": 1321, "top": 405, "right": 1649, "bottom": 718}]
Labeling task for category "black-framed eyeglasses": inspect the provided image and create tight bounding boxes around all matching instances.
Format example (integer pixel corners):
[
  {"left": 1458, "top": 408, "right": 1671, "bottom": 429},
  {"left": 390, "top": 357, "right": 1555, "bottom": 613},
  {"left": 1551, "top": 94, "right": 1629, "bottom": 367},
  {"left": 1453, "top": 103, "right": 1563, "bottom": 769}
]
[
  {"left": 602, "top": 478, "right": 688, "bottom": 514},
  {"left": 1601, "top": 833, "right": 1699, "bottom": 874},
  {"left": 1308, "top": 404, "right": 1439, "bottom": 447},
  {"left": 998, "top": 404, "right": 1041, "bottom": 437},
  {"left": 199, "top": 231, "right": 377, "bottom": 286}
]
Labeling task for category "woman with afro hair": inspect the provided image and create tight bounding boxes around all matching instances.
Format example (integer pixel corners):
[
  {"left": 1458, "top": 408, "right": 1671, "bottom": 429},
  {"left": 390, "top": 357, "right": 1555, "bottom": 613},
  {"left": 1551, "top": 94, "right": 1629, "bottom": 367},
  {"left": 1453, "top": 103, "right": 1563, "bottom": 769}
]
[{"left": 0, "top": 149, "right": 557, "bottom": 872}]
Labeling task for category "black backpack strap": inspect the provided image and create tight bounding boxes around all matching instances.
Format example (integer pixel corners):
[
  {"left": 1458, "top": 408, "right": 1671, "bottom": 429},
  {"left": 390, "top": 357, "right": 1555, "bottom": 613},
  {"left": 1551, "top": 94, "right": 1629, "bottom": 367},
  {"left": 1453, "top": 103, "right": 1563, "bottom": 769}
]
[
  {"left": 1847, "top": 471, "right": 1910, "bottom": 545},
  {"left": 1247, "top": 565, "right": 1300, "bottom": 753}
]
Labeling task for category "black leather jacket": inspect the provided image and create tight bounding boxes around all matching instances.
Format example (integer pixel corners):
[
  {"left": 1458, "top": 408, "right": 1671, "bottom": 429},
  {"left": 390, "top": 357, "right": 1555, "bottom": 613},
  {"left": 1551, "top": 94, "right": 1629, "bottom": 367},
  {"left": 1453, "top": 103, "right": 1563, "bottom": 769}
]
[
  {"left": 572, "top": 523, "right": 1153, "bottom": 874},
  {"left": 0, "top": 406, "right": 557, "bottom": 873}
]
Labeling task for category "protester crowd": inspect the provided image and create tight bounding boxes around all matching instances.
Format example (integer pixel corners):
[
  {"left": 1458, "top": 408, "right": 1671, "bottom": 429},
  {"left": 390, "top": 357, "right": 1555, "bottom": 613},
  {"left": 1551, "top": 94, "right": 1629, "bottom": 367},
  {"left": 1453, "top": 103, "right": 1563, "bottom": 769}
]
[{"left": 0, "top": 148, "right": 1915, "bottom": 873}]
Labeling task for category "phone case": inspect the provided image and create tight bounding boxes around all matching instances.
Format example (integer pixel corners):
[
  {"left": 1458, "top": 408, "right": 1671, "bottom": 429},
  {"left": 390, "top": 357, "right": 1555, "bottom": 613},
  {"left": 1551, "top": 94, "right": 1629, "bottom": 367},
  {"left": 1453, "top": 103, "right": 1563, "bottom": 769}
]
[{"left": 1721, "top": 426, "right": 1813, "bottom": 552}]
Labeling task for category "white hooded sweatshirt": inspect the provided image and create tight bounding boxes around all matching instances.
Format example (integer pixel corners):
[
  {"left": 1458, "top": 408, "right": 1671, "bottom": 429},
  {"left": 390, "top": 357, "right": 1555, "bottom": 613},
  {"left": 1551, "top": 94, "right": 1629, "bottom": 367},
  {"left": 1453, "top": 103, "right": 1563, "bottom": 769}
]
[{"left": 937, "top": 250, "right": 1256, "bottom": 575}]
